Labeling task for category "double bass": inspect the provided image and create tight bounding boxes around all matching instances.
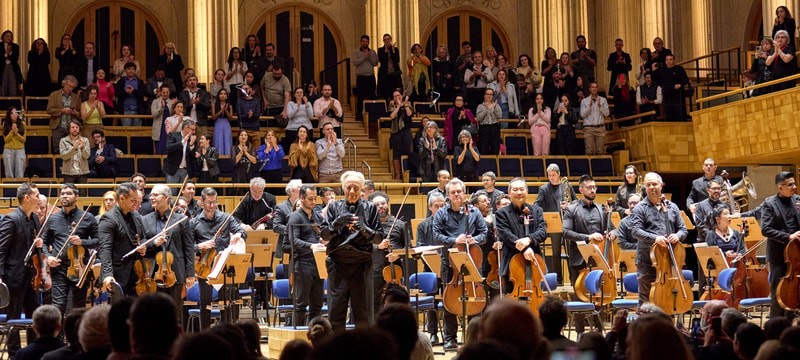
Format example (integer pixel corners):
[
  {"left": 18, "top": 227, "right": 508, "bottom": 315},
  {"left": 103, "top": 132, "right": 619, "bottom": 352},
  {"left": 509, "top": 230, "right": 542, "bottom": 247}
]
[
  {"left": 442, "top": 206, "right": 487, "bottom": 317},
  {"left": 649, "top": 196, "right": 692, "bottom": 315},
  {"left": 730, "top": 221, "right": 770, "bottom": 308}
]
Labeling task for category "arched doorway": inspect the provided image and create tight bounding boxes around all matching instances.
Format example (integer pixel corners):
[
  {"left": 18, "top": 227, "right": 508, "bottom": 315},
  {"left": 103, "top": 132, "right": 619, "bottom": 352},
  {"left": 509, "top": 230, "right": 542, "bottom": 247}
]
[
  {"left": 247, "top": 4, "right": 346, "bottom": 99},
  {"left": 64, "top": 1, "right": 167, "bottom": 80},
  {"left": 421, "top": 9, "right": 512, "bottom": 64}
]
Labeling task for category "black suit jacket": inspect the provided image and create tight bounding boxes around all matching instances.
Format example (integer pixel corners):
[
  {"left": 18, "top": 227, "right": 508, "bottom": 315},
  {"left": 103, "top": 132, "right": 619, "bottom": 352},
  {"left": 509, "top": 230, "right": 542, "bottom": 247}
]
[
  {"left": 164, "top": 132, "right": 195, "bottom": 176},
  {"left": 495, "top": 203, "right": 547, "bottom": 276},
  {"left": 563, "top": 200, "right": 613, "bottom": 267},
  {"left": 177, "top": 88, "right": 211, "bottom": 126},
  {"left": 142, "top": 210, "right": 194, "bottom": 282},
  {"left": 195, "top": 146, "right": 220, "bottom": 178},
  {"left": 88, "top": 144, "right": 117, "bottom": 178},
  {"left": 0, "top": 208, "right": 39, "bottom": 288},
  {"left": 98, "top": 206, "right": 146, "bottom": 287},
  {"left": 760, "top": 194, "right": 800, "bottom": 264},
  {"left": 0, "top": 42, "right": 23, "bottom": 84},
  {"left": 75, "top": 55, "right": 106, "bottom": 88},
  {"left": 535, "top": 181, "right": 576, "bottom": 213}
]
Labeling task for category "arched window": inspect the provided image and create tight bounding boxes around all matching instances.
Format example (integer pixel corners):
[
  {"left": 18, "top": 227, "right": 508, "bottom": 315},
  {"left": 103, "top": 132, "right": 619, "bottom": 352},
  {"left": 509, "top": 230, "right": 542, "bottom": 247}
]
[
  {"left": 421, "top": 10, "right": 512, "bottom": 63},
  {"left": 65, "top": 1, "right": 166, "bottom": 80},
  {"left": 248, "top": 4, "right": 346, "bottom": 98}
]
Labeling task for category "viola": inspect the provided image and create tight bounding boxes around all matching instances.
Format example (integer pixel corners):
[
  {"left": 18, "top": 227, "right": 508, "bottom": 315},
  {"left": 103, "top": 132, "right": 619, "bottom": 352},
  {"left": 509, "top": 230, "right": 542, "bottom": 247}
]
[
  {"left": 153, "top": 248, "right": 177, "bottom": 288},
  {"left": 195, "top": 248, "right": 218, "bottom": 279},
  {"left": 776, "top": 238, "right": 800, "bottom": 311},
  {"left": 442, "top": 206, "right": 487, "bottom": 317},
  {"left": 648, "top": 197, "right": 692, "bottom": 315},
  {"left": 133, "top": 234, "right": 157, "bottom": 295},
  {"left": 508, "top": 252, "right": 550, "bottom": 316},
  {"left": 730, "top": 222, "right": 769, "bottom": 308},
  {"left": 31, "top": 247, "right": 52, "bottom": 292}
]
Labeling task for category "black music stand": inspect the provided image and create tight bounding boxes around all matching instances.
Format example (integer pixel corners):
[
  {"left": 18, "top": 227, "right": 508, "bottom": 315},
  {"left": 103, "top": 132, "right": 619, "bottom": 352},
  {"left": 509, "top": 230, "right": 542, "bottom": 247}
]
[
  {"left": 448, "top": 250, "right": 484, "bottom": 347},
  {"left": 693, "top": 243, "right": 729, "bottom": 299},
  {"left": 209, "top": 252, "right": 252, "bottom": 324}
]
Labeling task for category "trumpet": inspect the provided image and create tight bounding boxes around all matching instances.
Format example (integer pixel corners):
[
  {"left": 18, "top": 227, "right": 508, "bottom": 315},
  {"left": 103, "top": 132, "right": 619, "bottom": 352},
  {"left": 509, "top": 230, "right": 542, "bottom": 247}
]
[
  {"left": 560, "top": 177, "right": 572, "bottom": 204},
  {"left": 636, "top": 175, "right": 643, "bottom": 193}
]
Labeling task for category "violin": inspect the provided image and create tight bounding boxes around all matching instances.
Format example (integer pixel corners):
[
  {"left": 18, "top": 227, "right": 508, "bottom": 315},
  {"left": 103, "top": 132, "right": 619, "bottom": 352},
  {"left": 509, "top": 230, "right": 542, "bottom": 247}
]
[
  {"left": 133, "top": 234, "right": 157, "bottom": 295},
  {"left": 30, "top": 196, "right": 58, "bottom": 292},
  {"left": 66, "top": 227, "right": 87, "bottom": 283},
  {"left": 729, "top": 221, "right": 769, "bottom": 308},
  {"left": 508, "top": 252, "right": 550, "bottom": 316},
  {"left": 649, "top": 196, "right": 692, "bottom": 315},
  {"left": 442, "top": 206, "right": 487, "bottom": 317},
  {"left": 382, "top": 189, "right": 411, "bottom": 286},
  {"left": 154, "top": 248, "right": 177, "bottom": 289},
  {"left": 776, "top": 237, "right": 800, "bottom": 311},
  {"left": 195, "top": 192, "right": 248, "bottom": 279}
]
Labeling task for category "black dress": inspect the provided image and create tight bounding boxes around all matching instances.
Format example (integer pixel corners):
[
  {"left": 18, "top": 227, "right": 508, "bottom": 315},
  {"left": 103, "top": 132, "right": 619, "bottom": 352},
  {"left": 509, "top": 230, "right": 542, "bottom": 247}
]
[
  {"left": 453, "top": 145, "right": 480, "bottom": 182},
  {"left": 26, "top": 50, "right": 52, "bottom": 96},
  {"left": 771, "top": 44, "right": 797, "bottom": 92},
  {"left": 55, "top": 46, "right": 78, "bottom": 83},
  {"left": 231, "top": 144, "right": 255, "bottom": 183}
]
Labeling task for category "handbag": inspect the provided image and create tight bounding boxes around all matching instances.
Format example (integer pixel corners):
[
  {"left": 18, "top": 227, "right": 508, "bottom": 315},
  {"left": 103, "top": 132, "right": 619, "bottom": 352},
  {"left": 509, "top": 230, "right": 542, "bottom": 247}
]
[
  {"left": 272, "top": 112, "right": 288, "bottom": 127},
  {"left": 461, "top": 124, "right": 478, "bottom": 136}
]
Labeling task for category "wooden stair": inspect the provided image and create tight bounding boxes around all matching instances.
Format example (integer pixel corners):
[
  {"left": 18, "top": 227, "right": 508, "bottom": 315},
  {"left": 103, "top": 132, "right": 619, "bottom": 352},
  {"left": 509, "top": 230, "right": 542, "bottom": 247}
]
[{"left": 340, "top": 115, "right": 394, "bottom": 183}]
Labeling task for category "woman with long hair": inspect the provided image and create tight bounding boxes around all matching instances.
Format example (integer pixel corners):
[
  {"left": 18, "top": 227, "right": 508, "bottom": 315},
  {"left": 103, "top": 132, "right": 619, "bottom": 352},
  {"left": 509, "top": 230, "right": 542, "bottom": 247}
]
[
  {"left": 80, "top": 85, "right": 106, "bottom": 138},
  {"left": 232, "top": 130, "right": 257, "bottom": 184},
  {"left": 489, "top": 68, "right": 519, "bottom": 119},
  {"left": 55, "top": 33, "right": 78, "bottom": 83},
  {"left": 224, "top": 47, "right": 247, "bottom": 104},
  {"left": 516, "top": 54, "right": 535, "bottom": 85},
  {"left": 541, "top": 47, "right": 558, "bottom": 81},
  {"left": 112, "top": 43, "right": 140, "bottom": 79},
  {"left": 164, "top": 101, "right": 190, "bottom": 135},
  {"left": 257, "top": 129, "right": 285, "bottom": 194},
  {"left": 2, "top": 107, "right": 25, "bottom": 178},
  {"left": 614, "top": 165, "right": 642, "bottom": 215},
  {"left": 431, "top": 44, "right": 454, "bottom": 101},
  {"left": 99, "top": 191, "right": 117, "bottom": 217},
  {"left": 553, "top": 94, "right": 579, "bottom": 155},
  {"left": 91, "top": 68, "right": 116, "bottom": 115},
  {"left": 773, "top": 6, "right": 796, "bottom": 48},
  {"left": 610, "top": 74, "right": 636, "bottom": 119},
  {"left": 287, "top": 126, "right": 318, "bottom": 183},
  {"left": 285, "top": 87, "right": 314, "bottom": 148},
  {"left": 444, "top": 94, "right": 475, "bottom": 153},
  {"left": 527, "top": 93, "right": 551, "bottom": 156},
  {"left": 558, "top": 52, "right": 576, "bottom": 88},
  {"left": 389, "top": 90, "right": 413, "bottom": 180},
  {"left": 417, "top": 121, "right": 447, "bottom": 182},
  {"left": 0, "top": 30, "right": 23, "bottom": 96},
  {"left": 26, "top": 38, "right": 51, "bottom": 96},
  {"left": 211, "top": 88, "right": 234, "bottom": 155},
  {"left": 195, "top": 134, "right": 219, "bottom": 183},
  {"left": 209, "top": 68, "right": 226, "bottom": 102},
  {"left": 242, "top": 34, "right": 262, "bottom": 66}
]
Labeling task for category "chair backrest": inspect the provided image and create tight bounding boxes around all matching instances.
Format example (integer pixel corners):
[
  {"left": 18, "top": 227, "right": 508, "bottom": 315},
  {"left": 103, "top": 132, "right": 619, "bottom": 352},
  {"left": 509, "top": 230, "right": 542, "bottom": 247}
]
[
  {"left": 410, "top": 272, "right": 438, "bottom": 294},
  {"left": 622, "top": 273, "right": 639, "bottom": 294},
  {"left": 717, "top": 268, "right": 737, "bottom": 292},
  {"left": 275, "top": 263, "right": 286, "bottom": 279},
  {"left": 682, "top": 270, "right": 694, "bottom": 284},
  {"left": 186, "top": 283, "right": 201, "bottom": 302},
  {"left": 584, "top": 269, "right": 605, "bottom": 294},
  {"left": 273, "top": 279, "right": 291, "bottom": 299},
  {"left": 245, "top": 267, "right": 255, "bottom": 284},
  {"left": 542, "top": 273, "right": 558, "bottom": 292}
]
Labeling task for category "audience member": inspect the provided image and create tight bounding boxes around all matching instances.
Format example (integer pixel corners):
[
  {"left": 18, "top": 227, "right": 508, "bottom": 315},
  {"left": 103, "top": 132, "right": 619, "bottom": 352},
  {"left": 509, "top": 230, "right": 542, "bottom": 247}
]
[
  {"left": 195, "top": 134, "right": 220, "bottom": 183},
  {"left": 107, "top": 285, "right": 134, "bottom": 360},
  {"left": 610, "top": 74, "right": 636, "bottom": 119},
  {"left": 2, "top": 106, "right": 26, "bottom": 178},
  {"left": 41, "top": 308, "right": 86, "bottom": 360},
  {"left": 309, "top": 328, "right": 398, "bottom": 360},
  {"left": 553, "top": 94, "right": 578, "bottom": 155},
  {"left": 145, "top": 65, "right": 177, "bottom": 103},
  {"left": 92, "top": 68, "right": 116, "bottom": 114},
  {"left": 80, "top": 85, "right": 106, "bottom": 138},
  {"left": 46, "top": 74, "right": 81, "bottom": 153},
  {"left": 114, "top": 62, "right": 147, "bottom": 126},
  {"left": 607, "top": 38, "right": 632, "bottom": 91},
  {"left": 313, "top": 84, "right": 344, "bottom": 138},
  {"left": 164, "top": 119, "right": 197, "bottom": 183},
  {"left": 635, "top": 47, "right": 652, "bottom": 86},
  {"left": 636, "top": 72, "right": 661, "bottom": 123},
  {"left": 15, "top": 305, "right": 66, "bottom": 360},
  {"left": 773, "top": 6, "right": 796, "bottom": 48},
  {"left": 579, "top": 82, "right": 610, "bottom": 155},
  {"left": 307, "top": 316, "right": 333, "bottom": 347},
  {"left": 456, "top": 341, "right": 520, "bottom": 360},
  {"left": 112, "top": 44, "right": 140, "bottom": 79},
  {"left": 26, "top": 38, "right": 52, "bottom": 96},
  {"left": 444, "top": 95, "right": 475, "bottom": 153},
  {"left": 0, "top": 30, "right": 23, "bottom": 96},
  {"left": 377, "top": 34, "right": 402, "bottom": 101},
  {"left": 538, "top": 295, "right": 576, "bottom": 352},
  {"left": 316, "top": 123, "right": 345, "bottom": 183},
  {"left": 479, "top": 298, "right": 548, "bottom": 360},
  {"left": 261, "top": 63, "right": 291, "bottom": 118},
  {"left": 453, "top": 129, "right": 480, "bottom": 182},
  {"left": 207, "top": 324, "right": 251, "bottom": 360},
  {"left": 88, "top": 129, "right": 117, "bottom": 178},
  {"left": 76, "top": 304, "right": 112, "bottom": 360},
  {"left": 237, "top": 319, "right": 268, "bottom": 360},
  {"left": 286, "top": 86, "right": 314, "bottom": 148},
  {"left": 288, "top": 125, "right": 318, "bottom": 182},
  {"left": 232, "top": 130, "right": 258, "bottom": 184},
  {"left": 734, "top": 323, "right": 766, "bottom": 360},
  {"left": 280, "top": 339, "right": 313, "bottom": 360},
  {"left": 763, "top": 316, "right": 791, "bottom": 340},
  {"left": 417, "top": 121, "right": 447, "bottom": 182},
  {"left": 528, "top": 93, "right": 552, "bottom": 156},
  {"left": 158, "top": 42, "right": 184, "bottom": 92},
  {"left": 243, "top": 35, "right": 263, "bottom": 66},
  {"left": 60, "top": 119, "right": 91, "bottom": 186},
  {"left": 376, "top": 303, "right": 420, "bottom": 360},
  {"left": 431, "top": 44, "right": 454, "bottom": 102},
  {"left": 236, "top": 81, "right": 262, "bottom": 149},
  {"left": 578, "top": 332, "right": 611, "bottom": 360},
  {"left": 650, "top": 37, "right": 672, "bottom": 73},
  {"left": 211, "top": 88, "right": 234, "bottom": 155},
  {"left": 464, "top": 51, "right": 493, "bottom": 115},
  {"left": 178, "top": 74, "right": 211, "bottom": 135},
  {"left": 626, "top": 313, "right": 693, "bottom": 360},
  {"left": 257, "top": 129, "right": 285, "bottom": 190},
  {"left": 128, "top": 293, "right": 180, "bottom": 358},
  {"left": 657, "top": 54, "right": 690, "bottom": 121},
  {"left": 150, "top": 85, "right": 177, "bottom": 154},
  {"left": 767, "top": 30, "right": 797, "bottom": 92},
  {"left": 173, "top": 333, "right": 234, "bottom": 360},
  {"left": 388, "top": 90, "right": 413, "bottom": 179},
  {"left": 571, "top": 35, "right": 598, "bottom": 82}
]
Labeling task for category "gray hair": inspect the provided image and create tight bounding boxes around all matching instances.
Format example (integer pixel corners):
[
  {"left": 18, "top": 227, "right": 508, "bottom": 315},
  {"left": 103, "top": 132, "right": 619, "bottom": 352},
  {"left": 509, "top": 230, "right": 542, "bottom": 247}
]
[
  {"left": 644, "top": 172, "right": 663, "bottom": 184},
  {"left": 508, "top": 177, "right": 527, "bottom": 188},
  {"left": 285, "top": 179, "right": 303, "bottom": 195},
  {"left": 628, "top": 193, "right": 642, "bottom": 202},
  {"left": 152, "top": 184, "right": 170, "bottom": 199},
  {"left": 546, "top": 163, "right": 561, "bottom": 174},
  {"left": 458, "top": 129, "right": 472, "bottom": 141},
  {"left": 721, "top": 308, "right": 747, "bottom": 338},
  {"left": 250, "top": 177, "right": 266, "bottom": 188},
  {"left": 482, "top": 171, "right": 497, "bottom": 181},
  {"left": 638, "top": 302, "right": 665, "bottom": 315},
  {"left": 340, "top": 171, "right": 365, "bottom": 186},
  {"left": 201, "top": 187, "right": 217, "bottom": 200},
  {"left": 445, "top": 178, "right": 466, "bottom": 195},
  {"left": 428, "top": 191, "right": 445, "bottom": 206},
  {"left": 79, "top": 304, "right": 111, "bottom": 352},
  {"left": 182, "top": 119, "right": 196, "bottom": 129},
  {"left": 33, "top": 304, "right": 62, "bottom": 337},
  {"left": 775, "top": 30, "right": 790, "bottom": 40},
  {"left": 62, "top": 74, "right": 78, "bottom": 86}
]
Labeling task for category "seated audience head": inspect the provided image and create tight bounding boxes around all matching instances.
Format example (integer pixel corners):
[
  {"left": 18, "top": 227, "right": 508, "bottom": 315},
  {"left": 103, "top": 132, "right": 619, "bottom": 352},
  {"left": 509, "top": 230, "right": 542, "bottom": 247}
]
[
  {"left": 381, "top": 282, "right": 410, "bottom": 305},
  {"left": 63, "top": 308, "right": 87, "bottom": 349},
  {"left": 376, "top": 303, "right": 418, "bottom": 360},
  {"left": 236, "top": 319, "right": 265, "bottom": 359},
  {"left": 637, "top": 302, "right": 664, "bottom": 315},
  {"left": 538, "top": 295, "right": 568, "bottom": 337},
  {"left": 108, "top": 297, "right": 134, "bottom": 354},
  {"left": 307, "top": 316, "right": 333, "bottom": 347},
  {"left": 721, "top": 308, "right": 747, "bottom": 338},
  {"left": 32, "top": 304, "right": 62, "bottom": 338},
  {"left": 734, "top": 323, "right": 765, "bottom": 360},
  {"left": 479, "top": 298, "right": 544, "bottom": 360},
  {"left": 464, "top": 316, "right": 482, "bottom": 348},
  {"left": 208, "top": 323, "right": 249, "bottom": 360},
  {"left": 780, "top": 326, "right": 800, "bottom": 351},
  {"left": 578, "top": 332, "right": 612, "bottom": 360},
  {"left": 309, "top": 329, "right": 397, "bottom": 360},
  {"left": 79, "top": 304, "right": 111, "bottom": 354},
  {"left": 764, "top": 317, "right": 791, "bottom": 340},
  {"left": 173, "top": 333, "right": 234, "bottom": 360},
  {"left": 626, "top": 313, "right": 692, "bottom": 360},
  {"left": 128, "top": 293, "right": 179, "bottom": 356},
  {"left": 280, "top": 339, "right": 313, "bottom": 360},
  {"left": 457, "top": 341, "right": 520, "bottom": 360}
]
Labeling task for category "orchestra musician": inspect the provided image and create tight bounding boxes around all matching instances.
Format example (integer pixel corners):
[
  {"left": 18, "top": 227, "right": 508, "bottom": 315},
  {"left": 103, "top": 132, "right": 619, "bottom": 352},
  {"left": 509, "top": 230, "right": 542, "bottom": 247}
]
[
  {"left": 613, "top": 165, "right": 643, "bottom": 216},
  {"left": 284, "top": 184, "right": 325, "bottom": 326},
  {"left": 369, "top": 191, "right": 409, "bottom": 315},
  {"left": 313, "top": 186, "right": 337, "bottom": 219},
  {"left": 495, "top": 177, "right": 547, "bottom": 289},
  {"left": 181, "top": 180, "right": 203, "bottom": 218},
  {"left": 99, "top": 182, "right": 148, "bottom": 297},
  {"left": 42, "top": 183, "right": 99, "bottom": 320},
  {"left": 563, "top": 174, "right": 613, "bottom": 333},
  {"left": 233, "top": 177, "right": 276, "bottom": 231},
  {"left": 630, "top": 172, "right": 688, "bottom": 306},
  {"left": 432, "top": 177, "right": 487, "bottom": 351},
  {"left": 686, "top": 158, "right": 723, "bottom": 215},
  {"left": 416, "top": 191, "right": 445, "bottom": 345},
  {"left": 534, "top": 163, "right": 576, "bottom": 284},
  {"left": 190, "top": 187, "right": 247, "bottom": 329},
  {"left": 0, "top": 182, "right": 43, "bottom": 357},
  {"left": 471, "top": 193, "right": 497, "bottom": 291},
  {"left": 273, "top": 179, "right": 303, "bottom": 259},
  {"left": 759, "top": 171, "right": 800, "bottom": 317},
  {"left": 142, "top": 184, "right": 195, "bottom": 325},
  {"left": 693, "top": 179, "right": 731, "bottom": 241},
  {"left": 705, "top": 206, "right": 744, "bottom": 259},
  {"left": 320, "top": 171, "right": 384, "bottom": 332},
  {"left": 615, "top": 193, "right": 642, "bottom": 250}
]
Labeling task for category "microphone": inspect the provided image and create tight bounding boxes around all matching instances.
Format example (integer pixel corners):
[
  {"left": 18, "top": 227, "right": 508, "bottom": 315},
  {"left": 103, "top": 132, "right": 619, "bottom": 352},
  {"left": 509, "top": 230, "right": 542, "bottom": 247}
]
[{"left": 430, "top": 90, "right": 441, "bottom": 107}]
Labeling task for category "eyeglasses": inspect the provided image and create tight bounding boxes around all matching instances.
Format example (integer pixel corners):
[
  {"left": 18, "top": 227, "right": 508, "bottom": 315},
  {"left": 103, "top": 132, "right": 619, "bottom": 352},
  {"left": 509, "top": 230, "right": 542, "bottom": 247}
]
[
  {"left": 583, "top": 186, "right": 597, "bottom": 191},
  {"left": 709, "top": 187, "right": 722, "bottom": 191},
  {"left": 203, "top": 200, "right": 218, "bottom": 205},
  {"left": 781, "top": 182, "right": 797, "bottom": 188}
]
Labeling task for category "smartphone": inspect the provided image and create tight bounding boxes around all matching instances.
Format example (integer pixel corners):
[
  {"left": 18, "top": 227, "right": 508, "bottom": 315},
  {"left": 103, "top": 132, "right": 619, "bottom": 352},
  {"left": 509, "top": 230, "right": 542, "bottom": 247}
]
[
  {"left": 756, "top": 45, "right": 762, "bottom": 53},
  {"left": 690, "top": 318, "right": 702, "bottom": 339},
  {"left": 711, "top": 316, "right": 722, "bottom": 335}
]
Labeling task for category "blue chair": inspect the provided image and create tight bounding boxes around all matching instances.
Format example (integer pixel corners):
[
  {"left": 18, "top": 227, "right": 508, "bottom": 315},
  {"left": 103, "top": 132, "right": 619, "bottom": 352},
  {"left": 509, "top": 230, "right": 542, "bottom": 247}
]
[
  {"left": 186, "top": 283, "right": 220, "bottom": 332},
  {"left": 24, "top": 135, "right": 50, "bottom": 154},
  {"left": 239, "top": 267, "right": 257, "bottom": 319},
  {"left": 106, "top": 136, "right": 128, "bottom": 154},
  {"left": 521, "top": 157, "right": 546, "bottom": 178},
  {"left": 115, "top": 156, "right": 136, "bottom": 178},
  {"left": 272, "top": 279, "right": 294, "bottom": 325},
  {"left": 136, "top": 156, "right": 163, "bottom": 177},
  {"left": 408, "top": 272, "right": 437, "bottom": 308},
  {"left": 498, "top": 156, "right": 522, "bottom": 178},
  {"left": 611, "top": 273, "right": 639, "bottom": 311},
  {"left": 1, "top": 318, "right": 34, "bottom": 355},
  {"left": 504, "top": 136, "right": 529, "bottom": 155},
  {"left": 730, "top": 269, "right": 772, "bottom": 325},
  {"left": 567, "top": 157, "right": 591, "bottom": 177},
  {"left": 130, "top": 136, "right": 154, "bottom": 154},
  {"left": 590, "top": 157, "right": 615, "bottom": 177},
  {"left": 477, "top": 157, "right": 498, "bottom": 176},
  {"left": 566, "top": 270, "right": 605, "bottom": 336}
]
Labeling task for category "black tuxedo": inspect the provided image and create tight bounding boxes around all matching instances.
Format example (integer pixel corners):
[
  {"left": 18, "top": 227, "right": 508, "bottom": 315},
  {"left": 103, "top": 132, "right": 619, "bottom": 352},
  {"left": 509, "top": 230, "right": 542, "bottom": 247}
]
[
  {"left": 98, "top": 206, "right": 147, "bottom": 295},
  {"left": 164, "top": 132, "right": 195, "bottom": 176},
  {"left": 760, "top": 193, "right": 800, "bottom": 316},
  {"left": 495, "top": 203, "right": 547, "bottom": 277},
  {"left": 142, "top": 210, "right": 194, "bottom": 281},
  {"left": 89, "top": 143, "right": 117, "bottom": 178},
  {"left": 0, "top": 208, "right": 40, "bottom": 287}
]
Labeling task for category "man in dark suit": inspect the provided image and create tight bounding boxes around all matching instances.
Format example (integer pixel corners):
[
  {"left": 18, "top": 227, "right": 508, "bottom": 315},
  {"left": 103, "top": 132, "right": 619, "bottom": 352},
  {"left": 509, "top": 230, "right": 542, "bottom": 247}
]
[
  {"left": 146, "top": 65, "right": 177, "bottom": 102},
  {"left": 75, "top": 42, "right": 104, "bottom": 89},
  {"left": 164, "top": 119, "right": 196, "bottom": 184},
  {"left": 0, "top": 182, "right": 43, "bottom": 357},
  {"left": 141, "top": 184, "right": 195, "bottom": 325},
  {"left": 233, "top": 177, "right": 276, "bottom": 230},
  {"left": 177, "top": 74, "right": 211, "bottom": 135},
  {"left": 89, "top": 129, "right": 117, "bottom": 178},
  {"left": 496, "top": 177, "right": 548, "bottom": 284},
  {"left": 606, "top": 38, "right": 632, "bottom": 91},
  {"left": 686, "top": 158, "right": 723, "bottom": 215},
  {"left": 99, "top": 182, "right": 148, "bottom": 297},
  {"left": 534, "top": 164, "right": 576, "bottom": 284},
  {"left": 760, "top": 171, "right": 800, "bottom": 317}
]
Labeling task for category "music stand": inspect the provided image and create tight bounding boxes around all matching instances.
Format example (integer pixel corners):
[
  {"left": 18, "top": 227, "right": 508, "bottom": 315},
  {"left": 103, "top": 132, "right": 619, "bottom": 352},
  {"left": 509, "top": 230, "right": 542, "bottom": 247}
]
[
  {"left": 448, "top": 249, "right": 484, "bottom": 345},
  {"left": 732, "top": 217, "right": 764, "bottom": 246},
  {"left": 617, "top": 250, "right": 638, "bottom": 277},
  {"left": 576, "top": 241, "right": 615, "bottom": 307},
  {"left": 313, "top": 250, "right": 328, "bottom": 279},
  {"left": 421, "top": 251, "right": 442, "bottom": 276},
  {"left": 693, "top": 243, "right": 729, "bottom": 299},
  {"left": 209, "top": 252, "right": 253, "bottom": 324},
  {"left": 610, "top": 212, "right": 622, "bottom": 228},
  {"left": 248, "top": 229, "right": 280, "bottom": 314},
  {"left": 245, "top": 244, "right": 273, "bottom": 319},
  {"left": 681, "top": 211, "right": 695, "bottom": 230},
  {"left": 543, "top": 212, "right": 564, "bottom": 269}
]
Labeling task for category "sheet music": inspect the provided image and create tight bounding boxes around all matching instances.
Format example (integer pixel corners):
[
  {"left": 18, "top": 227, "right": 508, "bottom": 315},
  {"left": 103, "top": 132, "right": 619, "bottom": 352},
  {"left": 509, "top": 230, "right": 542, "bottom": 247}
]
[{"left": 208, "top": 249, "right": 231, "bottom": 280}]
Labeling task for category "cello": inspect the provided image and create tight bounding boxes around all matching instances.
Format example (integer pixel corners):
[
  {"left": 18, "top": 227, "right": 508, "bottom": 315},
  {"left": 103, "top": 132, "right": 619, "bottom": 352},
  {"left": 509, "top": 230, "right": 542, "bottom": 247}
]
[
  {"left": 442, "top": 206, "right": 487, "bottom": 317},
  {"left": 649, "top": 196, "right": 692, "bottom": 315},
  {"left": 729, "top": 221, "right": 770, "bottom": 308},
  {"left": 573, "top": 199, "right": 617, "bottom": 306},
  {"left": 776, "top": 237, "right": 800, "bottom": 311},
  {"left": 507, "top": 208, "right": 550, "bottom": 315}
]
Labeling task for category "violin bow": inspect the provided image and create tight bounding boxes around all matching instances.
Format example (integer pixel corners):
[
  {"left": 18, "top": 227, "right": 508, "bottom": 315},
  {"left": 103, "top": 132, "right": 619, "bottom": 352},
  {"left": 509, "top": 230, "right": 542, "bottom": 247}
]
[
  {"left": 384, "top": 187, "right": 412, "bottom": 245},
  {"left": 55, "top": 204, "right": 92, "bottom": 259},
  {"left": 159, "top": 175, "right": 190, "bottom": 246},
  {"left": 25, "top": 184, "right": 59, "bottom": 264},
  {"left": 122, "top": 217, "right": 188, "bottom": 260},
  {"left": 204, "top": 191, "right": 249, "bottom": 249}
]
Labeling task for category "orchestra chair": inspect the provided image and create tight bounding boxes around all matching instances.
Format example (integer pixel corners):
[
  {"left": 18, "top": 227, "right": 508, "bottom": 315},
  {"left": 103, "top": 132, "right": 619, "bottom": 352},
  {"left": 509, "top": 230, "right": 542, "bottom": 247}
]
[
  {"left": 238, "top": 267, "right": 257, "bottom": 321},
  {"left": 610, "top": 273, "right": 639, "bottom": 311},
  {"left": 730, "top": 269, "right": 772, "bottom": 326},
  {"left": 565, "top": 269, "right": 606, "bottom": 336},
  {"left": 1, "top": 314, "right": 34, "bottom": 359},
  {"left": 186, "top": 283, "right": 220, "bottom": 332},
  {"left": 682, "top": 270, "right": 708, "bottom": 322},
  {"left": 408, "top": 272, "right": 437, "bottom": 312},
  {"left": 271, "top": 279, "right": 293, "bottom": 325}
]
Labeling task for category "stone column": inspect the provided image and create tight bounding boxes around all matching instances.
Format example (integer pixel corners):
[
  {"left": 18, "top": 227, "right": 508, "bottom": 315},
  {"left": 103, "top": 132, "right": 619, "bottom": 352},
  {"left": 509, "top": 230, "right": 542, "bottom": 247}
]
[
  {"left": 187, "top": 0, "right": 238, "bottom": 84},
  {"left": 763, "top": 0, "right": 800, "bottom": 40},
  {"left": 9, "top": 0, "right": 47, "bottom": 76},
  {"left": 532, "top": 0, "right": 590, "bottom": 66},
  {"left": 640, "top": 0, "right": 683, "bottom": 57},
  {"left": 366, "top": 0, "right": 418, "bottom": 62},
  {"left": 594, "top": 0, "right": 644, "bottom": 88}
]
